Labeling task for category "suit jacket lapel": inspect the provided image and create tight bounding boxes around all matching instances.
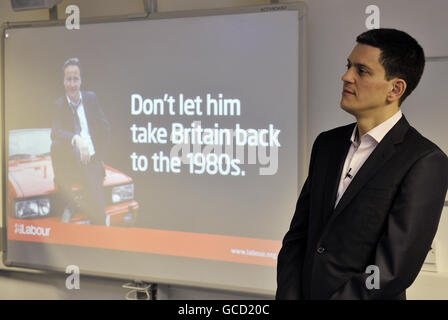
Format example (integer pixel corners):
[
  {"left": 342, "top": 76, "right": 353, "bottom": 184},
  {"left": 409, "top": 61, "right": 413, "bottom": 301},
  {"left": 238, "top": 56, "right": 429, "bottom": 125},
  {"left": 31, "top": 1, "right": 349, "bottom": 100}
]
[
  {"left": 330, "top": 115, "right": 410, "bottom": 220},
  {"left": 321, "top": 124, "right": 354, "bottom": 223}
]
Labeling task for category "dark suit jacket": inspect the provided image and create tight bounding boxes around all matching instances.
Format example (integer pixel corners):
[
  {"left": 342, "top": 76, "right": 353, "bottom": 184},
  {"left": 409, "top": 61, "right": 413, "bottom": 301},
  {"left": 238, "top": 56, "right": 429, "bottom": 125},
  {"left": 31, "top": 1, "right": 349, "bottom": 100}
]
[
  {"left": 51, "top": 91, "right": 111, "bottom": 185},
  {"left": 276, "top": 115, "right": 448, "bottom": 300}
]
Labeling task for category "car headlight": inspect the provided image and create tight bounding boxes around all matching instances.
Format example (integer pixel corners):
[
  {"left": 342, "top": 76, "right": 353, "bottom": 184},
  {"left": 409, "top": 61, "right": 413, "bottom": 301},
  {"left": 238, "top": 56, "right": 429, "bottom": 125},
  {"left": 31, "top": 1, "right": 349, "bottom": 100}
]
[
  {"left": 15, "top": 198, "right": 51, "bottom": 218},
  {"left": 112, "top": 184, "right": 134, "bottom": 203}
]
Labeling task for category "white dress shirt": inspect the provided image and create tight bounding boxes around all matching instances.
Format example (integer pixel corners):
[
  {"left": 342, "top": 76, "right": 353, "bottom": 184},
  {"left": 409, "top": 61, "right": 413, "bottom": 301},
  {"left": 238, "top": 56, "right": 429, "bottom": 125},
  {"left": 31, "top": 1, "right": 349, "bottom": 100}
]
[
  {"left": 67, "top": 93, "right": 96, "bottom": 157},
  {"left": 334, "top": 109, "right": 403, "bottom": 208}
]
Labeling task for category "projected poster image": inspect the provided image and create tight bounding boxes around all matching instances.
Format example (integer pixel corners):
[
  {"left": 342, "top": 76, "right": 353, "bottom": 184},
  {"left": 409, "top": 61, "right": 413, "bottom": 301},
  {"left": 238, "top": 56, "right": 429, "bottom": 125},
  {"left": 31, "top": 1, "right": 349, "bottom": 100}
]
[
  {"left": 4, "top": 9, "right": 303, "bottom": 292},
  {"left": 9, "top": 57, "right": 138, "bottom": 229}
]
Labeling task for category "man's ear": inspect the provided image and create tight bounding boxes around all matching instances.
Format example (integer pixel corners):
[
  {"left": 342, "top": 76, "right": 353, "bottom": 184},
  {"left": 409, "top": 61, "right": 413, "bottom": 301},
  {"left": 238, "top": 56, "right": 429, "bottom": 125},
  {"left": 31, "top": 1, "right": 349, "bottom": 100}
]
[{"left": 387, "top": 78, "right": 406, "bottom": 103}]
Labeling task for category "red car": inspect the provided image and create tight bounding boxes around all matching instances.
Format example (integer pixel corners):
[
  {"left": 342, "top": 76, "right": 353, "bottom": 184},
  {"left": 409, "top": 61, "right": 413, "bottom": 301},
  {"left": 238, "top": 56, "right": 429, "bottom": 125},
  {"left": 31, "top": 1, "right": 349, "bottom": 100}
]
[{"left": 8, "top": 128, "right": 139, "bottom": 226}]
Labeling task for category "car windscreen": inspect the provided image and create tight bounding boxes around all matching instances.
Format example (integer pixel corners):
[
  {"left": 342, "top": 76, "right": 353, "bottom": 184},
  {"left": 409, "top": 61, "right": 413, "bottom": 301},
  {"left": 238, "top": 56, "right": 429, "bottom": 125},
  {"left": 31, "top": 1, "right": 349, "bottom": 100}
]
[{"left": 9, "top": 129, "right": 52, "bottom": 159}]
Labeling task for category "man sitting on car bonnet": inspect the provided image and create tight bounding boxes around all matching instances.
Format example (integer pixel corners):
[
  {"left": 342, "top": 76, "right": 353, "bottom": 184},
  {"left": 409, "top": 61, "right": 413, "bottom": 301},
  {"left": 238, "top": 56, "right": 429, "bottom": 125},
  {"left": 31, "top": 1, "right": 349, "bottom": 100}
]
[{"left": 51, "top": 57, "right": 111, "bottom": 225}]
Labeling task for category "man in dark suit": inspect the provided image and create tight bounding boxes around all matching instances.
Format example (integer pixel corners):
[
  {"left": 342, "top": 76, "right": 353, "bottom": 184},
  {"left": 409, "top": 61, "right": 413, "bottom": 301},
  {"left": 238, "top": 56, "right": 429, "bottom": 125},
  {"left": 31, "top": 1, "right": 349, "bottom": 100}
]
[
  {"left": 51, "top": 57, "right": 110, "bottom": 226},
  {"left": 276, "top": 29, "right": 448, "bottom": 299}
]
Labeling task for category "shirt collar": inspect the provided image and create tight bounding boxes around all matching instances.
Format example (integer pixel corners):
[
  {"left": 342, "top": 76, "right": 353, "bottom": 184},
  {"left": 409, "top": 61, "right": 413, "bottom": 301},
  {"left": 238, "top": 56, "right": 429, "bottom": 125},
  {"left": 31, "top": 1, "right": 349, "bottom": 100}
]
[
  {"left": 350, "top": 109, "right": 403, "bottom": 145},
  {"left": 66, "top": 92, "right": 83, "bottom": 109}
]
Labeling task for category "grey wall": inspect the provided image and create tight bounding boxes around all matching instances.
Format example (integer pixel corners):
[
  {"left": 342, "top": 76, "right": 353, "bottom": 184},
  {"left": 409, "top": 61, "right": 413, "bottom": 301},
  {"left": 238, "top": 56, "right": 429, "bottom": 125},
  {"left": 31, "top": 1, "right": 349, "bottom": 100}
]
[
  {"left": 1, "top": 0, "right": 448, "bottom": 299},
  {"left": 0, "top": 267, "right": 268, "bottom": 300}
]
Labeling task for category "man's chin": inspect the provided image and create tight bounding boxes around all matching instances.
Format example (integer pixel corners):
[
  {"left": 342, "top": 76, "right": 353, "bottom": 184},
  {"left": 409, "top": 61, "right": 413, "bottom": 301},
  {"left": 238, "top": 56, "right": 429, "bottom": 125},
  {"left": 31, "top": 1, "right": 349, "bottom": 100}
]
[
  {"left": 340, "top": 102, "right": 357, "bottom": 116},
  {"left": 68, "top": 92, "right": 80, "bottom": 101}
]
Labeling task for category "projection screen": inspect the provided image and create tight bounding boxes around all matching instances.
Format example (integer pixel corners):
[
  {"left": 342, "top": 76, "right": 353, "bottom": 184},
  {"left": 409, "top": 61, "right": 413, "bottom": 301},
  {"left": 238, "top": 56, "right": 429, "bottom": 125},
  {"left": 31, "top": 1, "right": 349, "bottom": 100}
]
[{"left": 2, "top": 2, "right": 307, "bottom": 294}]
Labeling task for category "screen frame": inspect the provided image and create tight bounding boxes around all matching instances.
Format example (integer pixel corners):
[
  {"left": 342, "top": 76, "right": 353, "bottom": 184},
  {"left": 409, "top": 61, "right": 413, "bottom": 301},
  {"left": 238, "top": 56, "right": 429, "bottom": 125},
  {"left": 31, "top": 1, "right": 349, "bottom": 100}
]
[{"left": 1, "top": 1, "right": 308, "bottom": 296}]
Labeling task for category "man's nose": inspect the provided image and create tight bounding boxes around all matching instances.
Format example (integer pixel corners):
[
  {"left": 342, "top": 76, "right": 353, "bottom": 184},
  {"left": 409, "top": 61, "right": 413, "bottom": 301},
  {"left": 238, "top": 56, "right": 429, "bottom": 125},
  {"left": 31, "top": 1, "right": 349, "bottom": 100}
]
[{"left": 341, "top": 68, "right": 354, "bottom": 83}]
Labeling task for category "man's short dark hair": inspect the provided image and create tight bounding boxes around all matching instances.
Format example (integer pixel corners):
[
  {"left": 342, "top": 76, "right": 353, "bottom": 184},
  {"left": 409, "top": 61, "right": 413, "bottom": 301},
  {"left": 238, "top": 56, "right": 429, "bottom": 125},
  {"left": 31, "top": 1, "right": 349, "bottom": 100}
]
[
  {"left": 63, "top": 57, "right": 81, "bottom": 76},
  {"left": 356, "top": 28, "right": 425, "bottom": 106}
]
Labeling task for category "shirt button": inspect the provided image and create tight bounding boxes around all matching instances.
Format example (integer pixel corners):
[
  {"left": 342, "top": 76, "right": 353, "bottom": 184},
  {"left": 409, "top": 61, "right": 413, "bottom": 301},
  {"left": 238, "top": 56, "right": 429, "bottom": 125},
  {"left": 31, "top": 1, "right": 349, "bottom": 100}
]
[{"left": 317, "top": 247, "right": 325, "bottom": 254}]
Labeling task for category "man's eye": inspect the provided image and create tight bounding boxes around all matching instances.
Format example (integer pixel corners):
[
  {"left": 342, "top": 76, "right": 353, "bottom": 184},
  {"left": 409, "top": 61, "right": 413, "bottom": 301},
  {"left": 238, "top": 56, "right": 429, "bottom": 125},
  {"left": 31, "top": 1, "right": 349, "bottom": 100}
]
[
  {"left": 358, "top": 68, "right": 367, "bottom": 75},
  {"left": 345, "top": 63, "right": 351, "bottom": 69}
]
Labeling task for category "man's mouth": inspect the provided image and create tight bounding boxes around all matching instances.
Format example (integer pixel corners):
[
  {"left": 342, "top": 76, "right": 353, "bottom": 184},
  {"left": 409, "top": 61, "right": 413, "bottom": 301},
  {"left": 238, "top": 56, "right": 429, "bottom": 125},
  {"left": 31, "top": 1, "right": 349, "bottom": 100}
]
[{"left": 343, "top": 89, "right": 355, "bottom": 95}]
